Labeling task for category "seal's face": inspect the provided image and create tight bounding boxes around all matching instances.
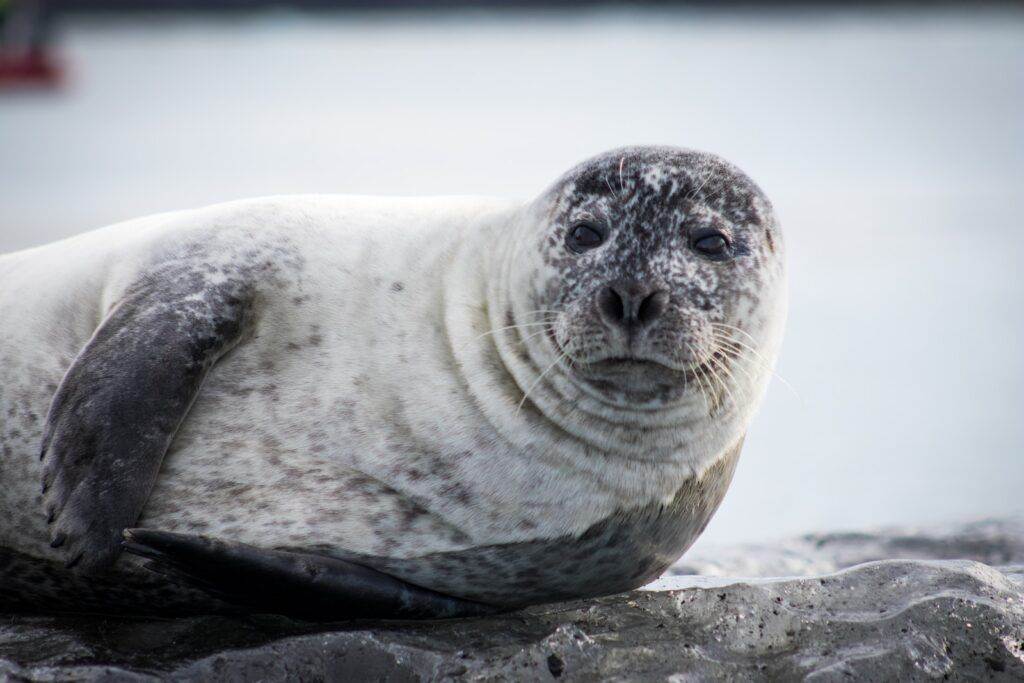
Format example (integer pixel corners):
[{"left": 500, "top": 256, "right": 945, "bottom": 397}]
[{"left": 515, "top": 147, "right": 785, "bottom": 409}]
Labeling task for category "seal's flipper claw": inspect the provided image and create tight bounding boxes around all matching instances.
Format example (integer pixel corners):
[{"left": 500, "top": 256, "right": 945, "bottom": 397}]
[{"left": 122, "top": 529, "right": 502, "bottom": 621}]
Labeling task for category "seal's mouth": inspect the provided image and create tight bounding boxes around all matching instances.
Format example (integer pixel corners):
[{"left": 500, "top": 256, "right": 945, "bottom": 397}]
[
  {"left": 548, "top": 324, "right": 729, "bottom": 393},
  {"left": 590, "top": 356, "right": 663, "bottom": 368},
  {"left": 576, "top": 349, "right": 726, "bottom": 386}
]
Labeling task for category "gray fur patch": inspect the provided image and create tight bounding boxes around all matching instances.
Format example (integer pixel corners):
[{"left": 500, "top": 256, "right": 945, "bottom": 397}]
[
  {"left": 521, "top": 146, "right": 781, "bottom": 408},
  {"left": 329, "top": 441, "right": 741, "bottom": 607}
]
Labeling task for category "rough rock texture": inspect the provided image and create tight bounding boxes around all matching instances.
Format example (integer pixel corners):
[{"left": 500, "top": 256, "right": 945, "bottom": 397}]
[
  {"left": 2, "top": 522, "right": 1023, "bottom": 681},
  {"left": 671, "top": 519, "right": 1024, "bottom": 578}
]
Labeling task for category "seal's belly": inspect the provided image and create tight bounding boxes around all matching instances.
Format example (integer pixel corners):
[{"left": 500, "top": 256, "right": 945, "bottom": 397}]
[
  {"left": 141, "top": 355, "right": 739, "bottom": 607},
  {"left": 138, "top": 331, "right": 584, "bottom": 563},
  {"left": 140, "top": 407, "right": 477, "bottom": 561},
  {"left": 340, "top": 447, "right": 739, "bottom": 606}
]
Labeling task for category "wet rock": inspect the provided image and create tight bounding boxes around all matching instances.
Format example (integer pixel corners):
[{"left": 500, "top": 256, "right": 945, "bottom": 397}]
[{"left": 2, "top": 523, "right": 1023, "bottom": 680}]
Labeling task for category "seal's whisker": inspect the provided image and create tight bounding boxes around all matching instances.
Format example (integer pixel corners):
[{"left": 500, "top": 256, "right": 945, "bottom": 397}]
[
  {"left": 712, "top": 343, "right": 776, "bottom": 389},
  {"left": 695, "top": 361, "right": 719, "bottom": 414},
  {"left": 456, "top": 322, "right": 555, "bottom": 355},
  {"left": 709, "top": 323, "right": 768, "bottom": 358},
  {"left": 709, "top": 325, "right": 783, "bottom": 373},
  {"left": 517, "top": 327, "right": 554, "bottom": 346},
  {"left": 519, "top": 308, "right": 564, "bottom": 317},
  {"left": 704, "top": 344, "right": 739, "bottom": 391},
  {"left": 701, "top": 360, "right": 728, "bottom": 412},
  {"left": 684, "top": 168, "right": 713, "bottom": 203},
  {"left": 705, "top": 353, "right": 739, "bottom": 409},
  {"left": 710, "top": 335, "right": 769, "bottom": 373},
  {"left": 697, "top": 346, "right": 725, "bottom": 401},
  {"left": 712, "top": 337, "right": 787, "bottom": 397},
  {"left": 515, "top": 350, "right": 568, "bottom": 417},
  {"left": 707, "top": 351, "right": 747, "bottom": 401},
  {"left": 684, "top": 341, "right": 713, "bottom": 412},
  {"left": 681, "top": 341, "right": 694, "bottom": 402},
  {"left": 713, "top": 342, "right": 759, "bottom": 388},
  {"left": 709, "top": 321, "right": 758, "bottom": 343},
  {"left": 709, "top": 328, "right": 799, "bottom": 399},
  {"left": 712, "top": 366, "right": 737, "bottom": 411},
  {"left": 472, "top": 322, "right": 555, "bottom": 343},
  {"left": 708, "top": 327, "right": 775, "bottom": 372}
]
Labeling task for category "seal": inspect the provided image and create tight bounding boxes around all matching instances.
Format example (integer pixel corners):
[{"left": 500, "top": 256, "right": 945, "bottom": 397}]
[{"left": 0, "top": 146, "right": 786, "bottom": 619}]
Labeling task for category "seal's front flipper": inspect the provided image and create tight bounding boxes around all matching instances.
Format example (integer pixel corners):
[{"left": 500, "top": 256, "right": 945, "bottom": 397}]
[
  {"left": 122, "top": 529, "right": 500, "bottom": 620},
  {"left": 41, "top": 276, "right": 253, "bottom": 573}
]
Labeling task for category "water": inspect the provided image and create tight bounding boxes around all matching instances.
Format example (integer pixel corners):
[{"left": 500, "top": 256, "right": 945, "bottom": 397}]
[{"left": 1, "top": 7, "right": 1021, "bottom": 548}]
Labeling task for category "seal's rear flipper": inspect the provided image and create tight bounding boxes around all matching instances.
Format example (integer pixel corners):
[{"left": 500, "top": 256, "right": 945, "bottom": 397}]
[{"left": 122, "top": 529, "right": 501, "bottom": 621}]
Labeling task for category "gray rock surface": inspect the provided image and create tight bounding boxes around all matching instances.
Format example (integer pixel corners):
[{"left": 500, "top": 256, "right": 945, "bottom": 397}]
[
  {"left": 670, "top": 519, "right": 1024, "bottom": 578},
  {"left": 2, "top": 521, "right": 1023, "bottom": 681}
]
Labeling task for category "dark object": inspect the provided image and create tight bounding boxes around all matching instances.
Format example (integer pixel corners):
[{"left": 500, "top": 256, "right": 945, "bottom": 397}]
[
  {"left": 691, "top": 230, "right": 730, "bottom": 257},
  {"left": 565, "top": 221, "right": 605, "bottom": 252},
  {"left": 0, "top": 0, "right": 62, "bottom": 88},
  {"left": 547, "top": 652, "right": 566, "bottom": 677},
  {"left": 122, "top": 528, "right": 502, "bottom": 620}
]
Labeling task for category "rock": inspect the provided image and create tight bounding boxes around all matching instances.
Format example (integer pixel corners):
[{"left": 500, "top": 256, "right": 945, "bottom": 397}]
[
  {"left": 671, "top": 519, "right": 1024, "bottom": 578},
  {"left": 2, "top": 523, "right": 1024, "bottom": 680}
]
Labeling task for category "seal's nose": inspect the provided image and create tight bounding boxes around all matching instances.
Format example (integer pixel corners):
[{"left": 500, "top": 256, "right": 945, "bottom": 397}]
[{"left": 597, "top": 279, "right": 669, "bottom": 332}]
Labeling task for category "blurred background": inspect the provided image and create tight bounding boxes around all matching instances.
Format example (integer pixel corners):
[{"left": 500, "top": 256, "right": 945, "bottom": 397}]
[{"left": 1, "top": 1, "right": 1021, "bottom": 552}]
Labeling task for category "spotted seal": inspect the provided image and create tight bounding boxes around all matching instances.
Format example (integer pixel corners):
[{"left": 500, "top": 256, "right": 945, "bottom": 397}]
[{"left": 0, "top": 146, "right": 786, "bottom": 619}]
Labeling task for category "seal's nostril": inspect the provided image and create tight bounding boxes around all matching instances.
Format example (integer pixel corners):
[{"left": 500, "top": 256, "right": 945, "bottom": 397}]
[
  {"left": 598, "top": 286, "right": 625, "bottom": 324},
  {"left": 637, "top": 290, "right": 667, "bottom": 324}
]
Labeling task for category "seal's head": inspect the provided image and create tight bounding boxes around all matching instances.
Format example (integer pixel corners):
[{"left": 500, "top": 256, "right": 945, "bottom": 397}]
[{"left": 502, "top": 146, "right": 786, "bottom": 420}]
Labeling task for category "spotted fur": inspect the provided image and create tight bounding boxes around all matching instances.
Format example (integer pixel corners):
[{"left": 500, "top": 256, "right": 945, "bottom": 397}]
[{"left": 0, "top": 146, "right": 785, "bottom": 612}]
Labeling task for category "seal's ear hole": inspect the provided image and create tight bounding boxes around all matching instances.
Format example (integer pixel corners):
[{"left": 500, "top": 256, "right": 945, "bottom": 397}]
[{"left": 566, "top": 222, "right": 605, "bottom": 254}]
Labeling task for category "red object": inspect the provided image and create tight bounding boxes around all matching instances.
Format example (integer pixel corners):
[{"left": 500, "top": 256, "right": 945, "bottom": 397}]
[{"left": 0, "top": 47, "right": 62, "bottom": 88}]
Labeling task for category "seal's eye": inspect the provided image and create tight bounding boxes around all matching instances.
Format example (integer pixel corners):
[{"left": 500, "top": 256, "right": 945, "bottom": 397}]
[
  {"left": 691, "top": 231, "right": 731, "bottom": 259},
  {"left": 566, "top": 222, "right": 605, "bottom": 253}
]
